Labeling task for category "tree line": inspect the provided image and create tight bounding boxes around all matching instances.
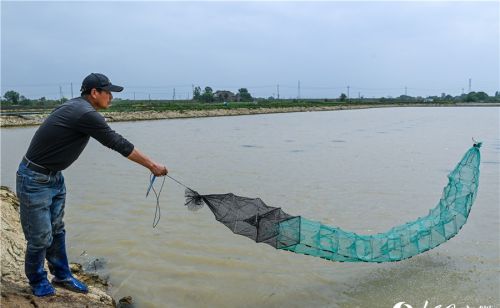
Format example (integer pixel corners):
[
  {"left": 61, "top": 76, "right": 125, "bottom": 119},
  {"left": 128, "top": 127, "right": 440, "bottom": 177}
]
[
  {"left": 0, "top": 86, "right": 255, "bottom": 106},
  {"left": 1, "top": 88, "right": 499, "bottom": 107}
]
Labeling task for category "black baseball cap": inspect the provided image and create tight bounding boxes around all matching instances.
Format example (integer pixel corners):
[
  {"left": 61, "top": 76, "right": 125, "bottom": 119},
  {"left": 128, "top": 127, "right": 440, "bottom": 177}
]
[{"left": 80, "top": 73, "right": 124, "bottom": 93}]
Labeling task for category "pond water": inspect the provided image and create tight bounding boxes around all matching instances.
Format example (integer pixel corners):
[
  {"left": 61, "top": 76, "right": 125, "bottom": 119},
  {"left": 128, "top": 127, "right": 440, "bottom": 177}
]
[{"left": 1, "top": 107, "right": 499, "bottom": 308}]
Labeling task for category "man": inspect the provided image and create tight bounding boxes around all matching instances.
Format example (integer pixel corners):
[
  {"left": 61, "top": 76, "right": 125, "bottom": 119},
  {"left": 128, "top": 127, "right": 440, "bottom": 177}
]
[{"left": 16, "top": 73, "right": 167, "bottom": 297}]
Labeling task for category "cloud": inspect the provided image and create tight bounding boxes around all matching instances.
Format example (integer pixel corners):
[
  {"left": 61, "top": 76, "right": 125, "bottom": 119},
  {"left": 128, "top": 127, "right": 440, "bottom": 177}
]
[{"left": 1, "top": 1, "right": 498, "bottom": 99}]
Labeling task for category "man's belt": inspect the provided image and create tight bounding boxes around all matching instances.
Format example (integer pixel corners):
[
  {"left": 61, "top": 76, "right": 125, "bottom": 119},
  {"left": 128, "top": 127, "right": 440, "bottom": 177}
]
[{"left": 22, "top": 157, "right": 53, "bottom": 175}]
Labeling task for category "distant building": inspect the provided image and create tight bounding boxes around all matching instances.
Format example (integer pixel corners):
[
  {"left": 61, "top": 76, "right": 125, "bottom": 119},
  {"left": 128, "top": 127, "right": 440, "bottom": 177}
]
[{"left": 214, "top": 90, "right": 237, "bottom": 102}]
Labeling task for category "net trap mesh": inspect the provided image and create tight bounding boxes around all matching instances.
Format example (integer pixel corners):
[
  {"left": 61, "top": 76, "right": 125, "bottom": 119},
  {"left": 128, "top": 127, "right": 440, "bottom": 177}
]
[{"left": 183, "top": 144, "right": 481, "bottom": 263}]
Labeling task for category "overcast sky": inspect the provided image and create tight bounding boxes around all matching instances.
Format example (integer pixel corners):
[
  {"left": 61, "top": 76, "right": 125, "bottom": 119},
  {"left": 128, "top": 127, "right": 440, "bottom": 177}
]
[{"left": 1, "top": 1, "right": 499, "bottom": 100}]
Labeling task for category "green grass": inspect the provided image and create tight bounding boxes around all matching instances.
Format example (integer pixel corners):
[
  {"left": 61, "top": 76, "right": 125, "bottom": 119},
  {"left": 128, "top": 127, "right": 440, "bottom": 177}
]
[
  {"left": 105, "top": 99, "right": 450, "bottom": 113},
  {"left": 1, "top": 99, "right": 462, "bottom": 114}
]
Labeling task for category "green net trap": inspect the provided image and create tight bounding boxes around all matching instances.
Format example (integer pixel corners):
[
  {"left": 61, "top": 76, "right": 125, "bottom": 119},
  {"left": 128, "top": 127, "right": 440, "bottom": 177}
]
[{"left": 184, "top": 143, "right": 481, "bottom": 263}]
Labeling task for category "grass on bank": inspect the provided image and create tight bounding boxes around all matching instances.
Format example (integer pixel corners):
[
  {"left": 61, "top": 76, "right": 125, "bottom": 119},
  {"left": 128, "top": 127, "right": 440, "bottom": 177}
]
[
  {"left": 104, "top": 99, "right": 457, "bottom": 113},
  {"left": 0, "top": 98, "right": 465, "bottom": 114}
]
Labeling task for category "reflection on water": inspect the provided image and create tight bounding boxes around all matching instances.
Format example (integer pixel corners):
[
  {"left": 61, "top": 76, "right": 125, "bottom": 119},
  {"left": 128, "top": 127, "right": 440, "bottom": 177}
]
[
  {"left": 241, "top": 144, "right": 262, "bottom": 148},
  {"left": 340, "top": 256, "right": 480, "bottom": 308},
  {"left": 1, "top": 107, "right": 499, "bottom": 308}
]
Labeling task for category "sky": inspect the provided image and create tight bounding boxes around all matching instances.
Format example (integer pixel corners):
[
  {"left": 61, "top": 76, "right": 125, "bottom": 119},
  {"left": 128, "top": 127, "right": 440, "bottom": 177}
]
[{"left": 1, "top": 1, "right": 499, "bottom": 100}]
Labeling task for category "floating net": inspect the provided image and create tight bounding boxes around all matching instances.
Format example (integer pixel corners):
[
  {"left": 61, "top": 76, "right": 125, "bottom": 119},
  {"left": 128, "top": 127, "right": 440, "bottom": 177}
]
[{"left": 184, "top": 144, "right": 481, "bottom": 263}]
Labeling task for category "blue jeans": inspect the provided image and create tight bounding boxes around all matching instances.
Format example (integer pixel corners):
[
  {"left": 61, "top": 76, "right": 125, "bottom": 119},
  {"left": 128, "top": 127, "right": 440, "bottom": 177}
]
[
  {"left": 16, "top": 162, "right": 66, "bottom": 251},
  {"left": 16, "top": 161, "right": 67, "bottom": 285}
]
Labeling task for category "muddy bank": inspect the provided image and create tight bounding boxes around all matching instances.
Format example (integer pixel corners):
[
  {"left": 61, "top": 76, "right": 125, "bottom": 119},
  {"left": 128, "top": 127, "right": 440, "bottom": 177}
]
[
  {"left": 0, "top": 186, "right": 121, "bottom": 307},
  {"left": 2, "top": 103, "right": 498, "bottom": 128},
  {"left": 0, "top": 104, "right": 443, "bottom": 127}
]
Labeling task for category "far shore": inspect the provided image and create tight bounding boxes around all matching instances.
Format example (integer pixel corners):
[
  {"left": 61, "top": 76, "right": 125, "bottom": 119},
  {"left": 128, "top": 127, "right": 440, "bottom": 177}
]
[{"left": 1, "top": 102, "right": 498, "bottom": 128}]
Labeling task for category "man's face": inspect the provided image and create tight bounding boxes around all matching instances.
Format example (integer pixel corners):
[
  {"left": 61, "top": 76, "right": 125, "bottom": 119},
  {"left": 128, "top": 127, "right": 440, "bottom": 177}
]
[{"left": 91, "top": 89, "right": 113, "bottom": 109}]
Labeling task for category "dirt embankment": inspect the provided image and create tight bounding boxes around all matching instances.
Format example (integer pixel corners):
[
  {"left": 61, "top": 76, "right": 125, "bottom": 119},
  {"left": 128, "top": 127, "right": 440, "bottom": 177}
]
[
  {"left": 1, "top": 186, "right": 121, "bottom": 307},
  {"left": 2, "top": 103, "right": 499, "bottom": 128},
  {"left": 0, "top": 104, "right": 390, "bottom": 127}
]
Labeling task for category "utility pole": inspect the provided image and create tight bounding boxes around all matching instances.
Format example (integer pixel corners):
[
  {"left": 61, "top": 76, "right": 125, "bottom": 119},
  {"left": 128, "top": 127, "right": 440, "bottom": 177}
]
[
  {"left": 468, "top": 78, "right": 472, "bottom": 93},
  {"left": 277, "top": 84, "right": 280, "bottom": 100},
  {"left": 347, "top": 85, "right": 350, "bottom": 100},
  {"left": 71, "top": 83, "right": 74, "bottom": 98},
  {"left": 298, "top": 80, "right": 301, "bottom": 99},
  {"left": 358, "top": 92, "right": 361, "bottom": 99},
  {"left": 133, "top": 92, "right": 136, "bottom": 100},
  {"left": 59, "top": 85, "right": 63, "bottom": 100},
  {"left": 173, "top": 88, "right": 176, "bottom": 101},
  {"left": 148, "top": 94, "right": 151, "bottom": 101}
]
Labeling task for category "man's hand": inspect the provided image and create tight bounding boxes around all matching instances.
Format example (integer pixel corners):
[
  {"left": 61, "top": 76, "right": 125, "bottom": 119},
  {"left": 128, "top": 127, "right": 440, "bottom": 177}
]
[{"left": 150, "top": 163, "right": 168, "bottom": 176}]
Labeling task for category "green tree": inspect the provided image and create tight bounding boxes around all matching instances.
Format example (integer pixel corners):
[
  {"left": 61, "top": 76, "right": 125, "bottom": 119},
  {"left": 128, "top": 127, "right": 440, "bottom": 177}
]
[
  {"left": 201, "top": 86, "right": 214, "bottom": 103},
  {"left": 399, "top": 95, "right": 413, "bottom": 101},
  {"left": 339, "top": 93, "right": 347, "bottom": 102},
  {"left": 238, "top": 88, "right": 253, "bottom": 102},
  {"left": 476, "top": 91, "right": 489, "bottom": 101},
  {"left": 3, "top": 90, "right": 20, "bottom": 104},
  {"left": 19, "top": 95, "right": 31, "bottom": 106},
  {"left": 465, "top": 92, "right": 476, "bottom": 102},
  {"left": 465, "top": 91, "right": 489, "bottom": 102},
  {"left": 193, "top": 86, "right": 201, "bottom": 101}
]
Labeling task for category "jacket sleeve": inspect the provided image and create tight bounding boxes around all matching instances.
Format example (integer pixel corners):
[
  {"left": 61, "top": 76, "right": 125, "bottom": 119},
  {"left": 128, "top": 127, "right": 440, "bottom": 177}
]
[{"left": 76, "top": 111, "right": 134, "bottom": 157}]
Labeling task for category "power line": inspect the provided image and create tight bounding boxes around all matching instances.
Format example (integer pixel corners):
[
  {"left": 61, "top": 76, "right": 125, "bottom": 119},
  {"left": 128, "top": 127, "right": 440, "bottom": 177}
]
[
  {"left": 3, "top": 81, "right": 493, "bottom": 100},
  {"left": 297, "top": 80, "right": 301, "bottom": 99}
]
